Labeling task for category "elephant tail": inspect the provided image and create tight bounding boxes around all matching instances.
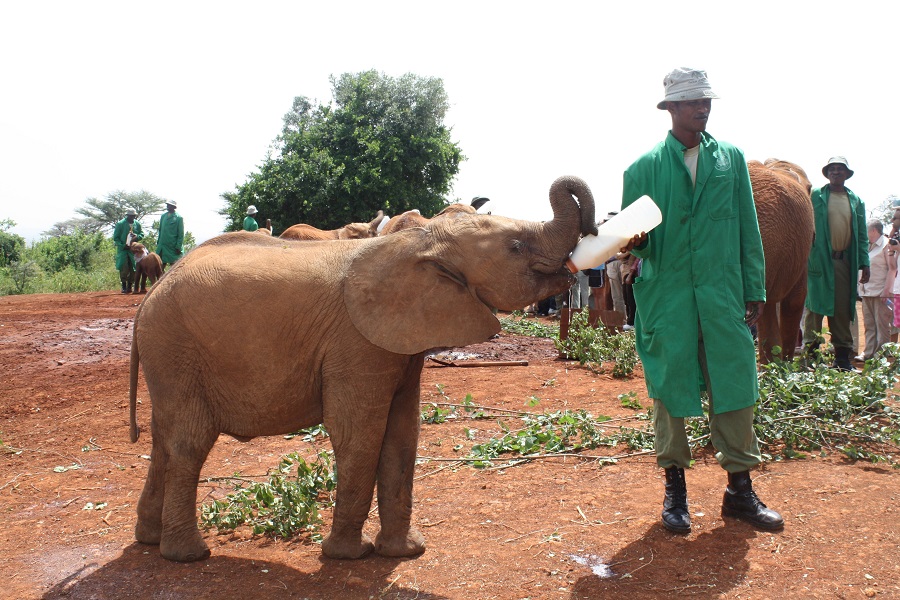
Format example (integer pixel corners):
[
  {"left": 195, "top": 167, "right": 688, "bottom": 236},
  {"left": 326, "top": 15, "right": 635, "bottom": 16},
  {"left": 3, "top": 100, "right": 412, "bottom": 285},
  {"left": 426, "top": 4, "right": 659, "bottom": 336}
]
[{"left": 129, "top": 325, "right": 140, "bottom": 443}]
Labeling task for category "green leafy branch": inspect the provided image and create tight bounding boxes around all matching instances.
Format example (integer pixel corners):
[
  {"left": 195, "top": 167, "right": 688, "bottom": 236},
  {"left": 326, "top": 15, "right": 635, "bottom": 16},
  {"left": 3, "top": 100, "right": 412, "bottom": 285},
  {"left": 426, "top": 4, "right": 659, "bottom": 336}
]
[
  {"left": 200, "top": 450, "right": 337, "bottom": 540},
  {"left": 754, "top": 344, "right": 900, "bottom": 465},
  {"left": 553, "top": 309, "right": 639, "bottom": 377},
  {"left": 499, "top": 311, "right": 559, "bottom": 338}
]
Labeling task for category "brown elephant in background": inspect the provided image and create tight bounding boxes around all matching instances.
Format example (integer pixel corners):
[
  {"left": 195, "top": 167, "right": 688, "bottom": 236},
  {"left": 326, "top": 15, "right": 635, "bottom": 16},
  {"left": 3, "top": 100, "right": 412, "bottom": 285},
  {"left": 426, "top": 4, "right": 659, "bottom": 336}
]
[
  {"left": 279, "top": 210, "right": 384, "bottom": 240},
  {"left": 129, "top": 176, "right": 596, "bottom": 562},
  {"left": 749, "top": 159, "right": 814, "bottom": 363},
  {"left": 129, "top": 242, "right": 164, "bottom": 294},
  {"left": 379, "top": 196, "right": 490, "bottom": 235}
]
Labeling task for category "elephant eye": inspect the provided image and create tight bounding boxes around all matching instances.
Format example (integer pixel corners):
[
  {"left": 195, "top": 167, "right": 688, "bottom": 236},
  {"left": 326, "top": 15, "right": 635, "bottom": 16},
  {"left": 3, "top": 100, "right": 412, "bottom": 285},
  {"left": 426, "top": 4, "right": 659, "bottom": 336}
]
[{"left": 510, "top": 239, "right": 527, "bottom": 254}]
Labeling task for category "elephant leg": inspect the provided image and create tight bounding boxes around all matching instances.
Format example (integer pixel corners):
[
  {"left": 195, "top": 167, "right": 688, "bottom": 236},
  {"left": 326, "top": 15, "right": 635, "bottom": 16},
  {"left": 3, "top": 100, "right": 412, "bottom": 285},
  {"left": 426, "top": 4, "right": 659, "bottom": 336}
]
[
  {"left": 375, "top": 355, "right": 426, "bottom": 558},
  {"left": 137, "top": 394, "right": 219, "bottom": 562},
  {"left": 779, "top": 277, "right": 808, "bottom": 362},
  {"left": 756, "top": 304, "right": 781, "bottom": 365},
  {"left": 320, "top": 381, "right": 394, "bottom": 559},
  {"left": 157, "top": 423, "right": 218, "bottom": 562},
  {"left": 135, "top": 422, "right": 167, "bottom": 546}
]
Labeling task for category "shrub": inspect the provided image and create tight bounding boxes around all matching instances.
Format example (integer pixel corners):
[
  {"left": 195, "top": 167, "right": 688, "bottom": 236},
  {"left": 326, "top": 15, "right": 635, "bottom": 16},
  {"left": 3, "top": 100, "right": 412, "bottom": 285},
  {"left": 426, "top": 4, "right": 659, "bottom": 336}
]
[
  {"left": 0, "top": 230, "right": 25, "bottom": 267},
  {"left": 31, "top": 230, "right": 111, "bottom": 273},
  {"left": 3, "top": 260, "right": 41, "bottom": 294}
]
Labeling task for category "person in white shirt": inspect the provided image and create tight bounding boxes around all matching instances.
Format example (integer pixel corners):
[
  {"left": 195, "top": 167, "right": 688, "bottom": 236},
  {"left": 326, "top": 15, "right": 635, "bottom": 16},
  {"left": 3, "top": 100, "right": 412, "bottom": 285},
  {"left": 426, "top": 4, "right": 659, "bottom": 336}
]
[{"left": 858, "top": 220, "right": 896, "bottom": 359}]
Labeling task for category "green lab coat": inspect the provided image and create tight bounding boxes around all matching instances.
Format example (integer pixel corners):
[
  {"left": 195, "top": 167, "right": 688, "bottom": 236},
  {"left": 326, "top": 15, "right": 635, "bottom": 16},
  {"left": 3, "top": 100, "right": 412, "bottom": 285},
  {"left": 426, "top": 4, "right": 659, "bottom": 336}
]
[
  {"left": 243, "top": 216, "right": 259, "bottom": 231},
  {"left": 113, "top": 217, "right": 144, "bottom": 270},
  {"left": 622, "top": 131, "right": 766, "bottom": 417},
  {"left": 157, "top": 211, "right": 184, "bottom": 264},
  {"left": 805, "top": 184, "right": 868, "bottom": 318}
]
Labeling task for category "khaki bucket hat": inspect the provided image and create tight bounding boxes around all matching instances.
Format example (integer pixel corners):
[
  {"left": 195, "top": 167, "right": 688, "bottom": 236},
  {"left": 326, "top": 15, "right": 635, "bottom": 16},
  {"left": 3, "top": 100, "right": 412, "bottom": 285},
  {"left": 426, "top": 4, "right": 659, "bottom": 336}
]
[
  {"left": 657, "top": 67, "right": 720, "bottom": 110},
  {"left": 822, "top": 156, "right": 854, "bottom": 178}
]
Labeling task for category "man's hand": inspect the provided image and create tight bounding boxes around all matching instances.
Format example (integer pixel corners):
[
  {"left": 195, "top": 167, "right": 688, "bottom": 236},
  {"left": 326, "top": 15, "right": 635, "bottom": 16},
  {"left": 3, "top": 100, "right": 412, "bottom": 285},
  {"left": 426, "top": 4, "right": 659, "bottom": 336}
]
[
  {"left": 859, "top": 265, "right": 870, "bottom": 285},
  {"left": 745, "top": 301, "right": 764, "bottom": 327},
  {"left": 619, "top": 232, "right": 648, "bottom": 254}
]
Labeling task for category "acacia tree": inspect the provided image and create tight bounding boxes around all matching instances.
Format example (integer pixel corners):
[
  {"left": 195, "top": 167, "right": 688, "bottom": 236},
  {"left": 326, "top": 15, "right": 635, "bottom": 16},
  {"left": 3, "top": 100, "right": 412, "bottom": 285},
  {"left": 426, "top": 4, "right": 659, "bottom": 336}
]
[
  {"left": 45, "top": 190, "right": 170, "bottom": 236},
  {"left": 220, "top": 70, "right": 463, "bottom": 233},
  {"left": 869, "top": 194, "right": 900, "bottom": 226}
]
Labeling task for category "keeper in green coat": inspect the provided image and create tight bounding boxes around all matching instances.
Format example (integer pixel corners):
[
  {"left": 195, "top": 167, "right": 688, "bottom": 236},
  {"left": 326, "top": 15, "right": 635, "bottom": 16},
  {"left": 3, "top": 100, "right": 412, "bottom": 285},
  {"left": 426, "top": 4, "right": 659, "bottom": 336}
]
[
  {"left": 157, "top": 200, "right": 184, "bottom": 269},
  {"left": 113, "top": 208, "right": 144, "bottom": 294},
  {"left": 620, "top": 67, "right": 783, "bottom": 535},
  {"left": 802, "top": 156, "right": 869, "bottom": 370},
  {"left": 243, "top": 205, "right": 259, "bottom": 231}
]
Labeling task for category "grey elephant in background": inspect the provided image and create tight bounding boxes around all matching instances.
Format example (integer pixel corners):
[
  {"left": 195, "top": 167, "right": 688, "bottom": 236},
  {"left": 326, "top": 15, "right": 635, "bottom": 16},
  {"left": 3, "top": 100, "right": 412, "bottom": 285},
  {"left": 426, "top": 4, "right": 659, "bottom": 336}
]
[{"left": 129, "top": 175, "right": 597, "bottom": 562}]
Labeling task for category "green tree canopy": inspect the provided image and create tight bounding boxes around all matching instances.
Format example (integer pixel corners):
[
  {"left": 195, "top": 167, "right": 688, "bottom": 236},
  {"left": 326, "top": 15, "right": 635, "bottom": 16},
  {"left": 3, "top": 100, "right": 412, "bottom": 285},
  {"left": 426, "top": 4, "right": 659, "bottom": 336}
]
[
  {"left": 0, "top": 219, "right": 26, "bottom": 267},
  {"left": 45, "top": 190, "right": 170, "bottom": 236},
  {"left": 220, "top": 70, "right": 464, "bottom": 233}
]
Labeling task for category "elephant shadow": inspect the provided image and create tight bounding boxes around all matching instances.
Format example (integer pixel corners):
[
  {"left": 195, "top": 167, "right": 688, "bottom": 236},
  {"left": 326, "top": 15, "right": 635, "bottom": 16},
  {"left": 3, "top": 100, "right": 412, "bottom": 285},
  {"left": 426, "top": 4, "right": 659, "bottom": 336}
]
[
  {"left": 41, "top": 542, "right": 450, "bottom": 600},
  {"left": 569, "top": 523, "right": 755, "bottom": 599}
]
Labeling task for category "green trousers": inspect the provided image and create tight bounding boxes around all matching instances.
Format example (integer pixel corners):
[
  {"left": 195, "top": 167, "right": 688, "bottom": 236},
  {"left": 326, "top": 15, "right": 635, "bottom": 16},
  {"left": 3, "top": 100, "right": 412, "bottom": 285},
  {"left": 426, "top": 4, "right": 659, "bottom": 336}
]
[
  {"left": 653, "top": 328, "right": 762, "bottom": 473},
  {"left": 119, "top": 263, "right": 135, "bottom": 288}
]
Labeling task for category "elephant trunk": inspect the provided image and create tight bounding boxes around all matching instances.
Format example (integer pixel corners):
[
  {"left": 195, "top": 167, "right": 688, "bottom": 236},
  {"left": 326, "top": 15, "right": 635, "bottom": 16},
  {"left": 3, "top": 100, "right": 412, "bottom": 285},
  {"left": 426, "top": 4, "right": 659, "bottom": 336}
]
[{"left": 534, "top": 175, "right": 597, "bottom": 273}]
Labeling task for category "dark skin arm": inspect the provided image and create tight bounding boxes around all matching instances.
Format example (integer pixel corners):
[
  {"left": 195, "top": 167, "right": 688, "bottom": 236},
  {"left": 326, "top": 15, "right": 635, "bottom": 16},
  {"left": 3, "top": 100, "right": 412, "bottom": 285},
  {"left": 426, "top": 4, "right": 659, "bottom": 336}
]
[{"left": 618, "top": 232, "right": 766, "bottom": 327}]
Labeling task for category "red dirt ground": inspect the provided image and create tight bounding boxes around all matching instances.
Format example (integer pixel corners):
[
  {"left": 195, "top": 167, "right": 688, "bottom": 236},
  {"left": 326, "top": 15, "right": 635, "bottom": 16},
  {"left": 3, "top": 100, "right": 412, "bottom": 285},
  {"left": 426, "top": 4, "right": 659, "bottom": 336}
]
[{"left": 1, "top": 292, "right": 898, "bottom": 600}]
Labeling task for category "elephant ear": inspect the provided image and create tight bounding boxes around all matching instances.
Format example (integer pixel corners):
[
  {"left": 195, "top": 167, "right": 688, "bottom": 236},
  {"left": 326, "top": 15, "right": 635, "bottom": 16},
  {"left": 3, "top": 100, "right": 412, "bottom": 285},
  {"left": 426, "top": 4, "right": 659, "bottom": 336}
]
[{"left": 343, "top": 231, "right": 500, "bottom": 355}]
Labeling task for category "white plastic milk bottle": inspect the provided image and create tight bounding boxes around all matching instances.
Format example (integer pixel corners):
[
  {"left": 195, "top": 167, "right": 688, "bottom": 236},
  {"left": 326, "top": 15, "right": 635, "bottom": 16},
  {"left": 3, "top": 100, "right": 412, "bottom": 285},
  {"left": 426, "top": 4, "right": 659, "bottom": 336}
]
[{"left": 565, "top": 195, "right": 662, "bottom": 274}]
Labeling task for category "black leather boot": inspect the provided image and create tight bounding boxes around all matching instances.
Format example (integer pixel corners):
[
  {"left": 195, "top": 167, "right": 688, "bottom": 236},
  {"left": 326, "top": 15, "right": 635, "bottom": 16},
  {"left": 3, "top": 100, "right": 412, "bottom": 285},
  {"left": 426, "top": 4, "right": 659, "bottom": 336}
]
[
  {"left": 661, "top": 466, "right": 690, "bottom": 534},
  {"left": 833, "top": 347, "right": 857, "bottom": 372},
  {"left": 722, "top": 471, "right": 784, "bottom": 531}
]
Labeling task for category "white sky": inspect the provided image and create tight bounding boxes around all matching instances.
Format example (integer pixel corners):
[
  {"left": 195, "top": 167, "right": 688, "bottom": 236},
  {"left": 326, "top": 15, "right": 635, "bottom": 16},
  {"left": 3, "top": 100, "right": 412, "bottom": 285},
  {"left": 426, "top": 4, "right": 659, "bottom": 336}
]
[{"left": 1, "top": 1, "right": 897, "bottom": 244}]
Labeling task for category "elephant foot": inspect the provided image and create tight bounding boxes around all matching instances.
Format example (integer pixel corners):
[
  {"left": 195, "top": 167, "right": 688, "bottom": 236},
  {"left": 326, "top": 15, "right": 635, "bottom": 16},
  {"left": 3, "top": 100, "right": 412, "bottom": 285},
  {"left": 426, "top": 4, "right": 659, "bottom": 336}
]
[
  {"left": 321, "top": 531, "right": 375, "bottom": 560},
  {"left": 160, "top": 531, "right": 211, "bottom": 562},
  {"left": 374, "top": 526, "right": 426, "bottom": 558},
  {"left": 134, "top": 519, "right": 162, "bottom": 545}
]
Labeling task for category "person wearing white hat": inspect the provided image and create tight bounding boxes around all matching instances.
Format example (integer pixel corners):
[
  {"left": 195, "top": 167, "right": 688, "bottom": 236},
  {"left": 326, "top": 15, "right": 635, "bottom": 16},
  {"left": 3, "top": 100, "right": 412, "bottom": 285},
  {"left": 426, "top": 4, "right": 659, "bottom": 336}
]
[
  {"left": 157, "top": 200, "right": 184, "bottom": 270},
  {"left": 802, "top": 157, "right": 870, "bottom": 370},
  {"left": 618, "top": 67, "right": 782, "bottom": 534},
  {"left": 113, "top": 208, "right": 144, "bottom": 293},
  {"left": 243, "top": 205, "right": 260, "bottom": 232}
]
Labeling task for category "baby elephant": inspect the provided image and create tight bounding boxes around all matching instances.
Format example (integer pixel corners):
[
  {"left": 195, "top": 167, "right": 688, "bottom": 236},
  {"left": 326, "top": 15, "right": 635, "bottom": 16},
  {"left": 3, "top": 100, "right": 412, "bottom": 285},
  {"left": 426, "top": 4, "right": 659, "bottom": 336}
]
[
  {"left": 129, "top": 175, "right": 597, "bottom": 562},
  {"left": 129, "top": 242, "right": 164, "bottom": 293}
]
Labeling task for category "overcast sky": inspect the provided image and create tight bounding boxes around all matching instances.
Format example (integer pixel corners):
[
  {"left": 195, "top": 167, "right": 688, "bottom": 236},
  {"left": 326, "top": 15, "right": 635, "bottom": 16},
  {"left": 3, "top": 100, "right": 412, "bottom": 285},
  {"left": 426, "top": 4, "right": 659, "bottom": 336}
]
[{"left": 1, "top": 1, "right": 897, "bottom": 244}]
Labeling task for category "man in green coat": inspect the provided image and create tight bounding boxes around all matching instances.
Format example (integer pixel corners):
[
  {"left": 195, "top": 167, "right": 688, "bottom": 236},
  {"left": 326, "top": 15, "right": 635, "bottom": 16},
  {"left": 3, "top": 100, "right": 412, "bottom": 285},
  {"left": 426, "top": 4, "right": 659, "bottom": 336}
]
[
  {"left": 113, "top": 208, "right": 144, "bottom": 294},
  {"left": 243, "top": 205, "right": 259, "bottom": 231},
  {"left": 802, "top": 157, "right": 870, "bottom": 371},
  {"left": 621, "top": 67, "right": 783, "bottom": 534},
  {"left": 157, "top": 200, "right": 184, "bottom": 270}
]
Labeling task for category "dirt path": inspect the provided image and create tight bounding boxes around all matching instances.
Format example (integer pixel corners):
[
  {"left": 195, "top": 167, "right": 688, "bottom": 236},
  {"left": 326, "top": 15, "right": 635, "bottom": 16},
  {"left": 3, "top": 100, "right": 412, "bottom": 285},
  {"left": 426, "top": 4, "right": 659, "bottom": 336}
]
[{"left": 0, "top": 292, "right": 897, "bottom": 599}]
